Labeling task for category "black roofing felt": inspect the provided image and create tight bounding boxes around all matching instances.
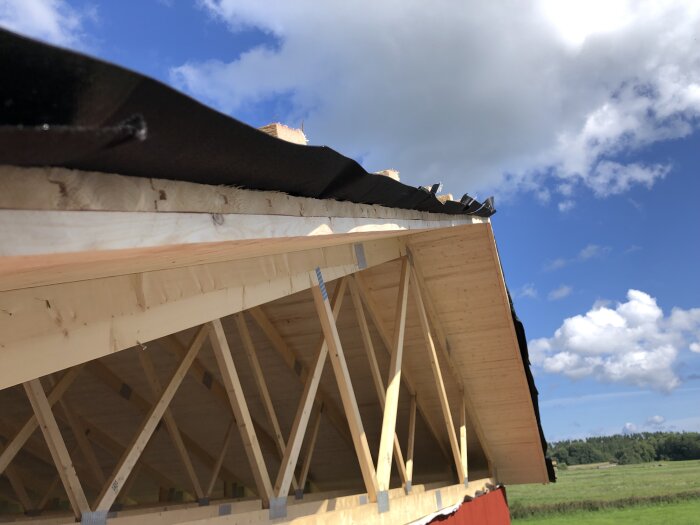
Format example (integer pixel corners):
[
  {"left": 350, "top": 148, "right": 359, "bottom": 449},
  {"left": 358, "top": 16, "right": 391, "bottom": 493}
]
[
  {"left": 0, "top": 28, "right": 552, "bottom": 481},
  {"left": 0, "top": 28, "right": 494, "bottom": 217}
]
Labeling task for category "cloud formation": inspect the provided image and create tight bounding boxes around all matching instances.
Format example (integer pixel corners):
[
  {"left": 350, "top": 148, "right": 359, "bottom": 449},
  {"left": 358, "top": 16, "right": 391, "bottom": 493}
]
[
  {"left": 0, "top": 0, "right": 86, "bottom": 47},
  {"left": 530, "top": 290, "right": 700, "bottom": 391},
  {"left": 544, "top": 243, "right": 611, "bottom": 271},
  {"left": 170, "top": 0, "right": 700, "bottom": 201},
  {"left": 548, "top": 285, "right": 573, "bottom": 301}
]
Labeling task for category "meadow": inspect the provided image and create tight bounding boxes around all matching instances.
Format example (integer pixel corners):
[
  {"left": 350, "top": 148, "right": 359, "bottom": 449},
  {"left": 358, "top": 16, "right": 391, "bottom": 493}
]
[{"left": 507, "top": 459, "right": 700, "bottom": 523}]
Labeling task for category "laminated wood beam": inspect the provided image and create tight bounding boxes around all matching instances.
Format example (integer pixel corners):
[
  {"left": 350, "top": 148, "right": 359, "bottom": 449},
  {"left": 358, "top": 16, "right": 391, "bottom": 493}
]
[
  {"left": 274, "top": 278, "right": 347, "bottom": 501},
  {"left": 0, "top": 365, "right": 82, "bottom": 476},
  {"left": 310, "top": 270, "right": 378, "bottom": 502},
  {"left": 93, "top": 324, "right": 207, "bottom": 512},
  {"left": 162, "top": 335, "right": 279, "bottom": 458},
  {"left": 297, "top": 405, "right": 322, "bottom": 498},
  {"left": 348, "top": 275, "right": 408, "bottom": 486},
  {"left": 236, "top": 313, "right": 299, "bottom": 491},
  {"left": 138, "top": 351, "right": 204, "bottom": 500},
  {"left": 86, "top": 359, "right": 242, "bottom": 486},
  {"left": 205, "top": 421, "right": 234, "bottom": 498},
  {"left": 23, "top": 378, "right": 90, "bottom": 519},
  {"left": 353, "top": 272, "right": 452, "bottom": 464},
  {"left": 375, "top": 258, "right": 410, "bottom": 493},
  {"left": 410, "top": 268, "right": 466, "bottom": 483},
  {"left": 406, "top": 395, "right": 416, "bottom": 484},
  {"left": 248, "top": 305, "right": 354, "bottom": 450},
  {"left": 208, "top": 318, "right": 273, "bottom": 507},
  {"left": 5, "top": 464, "right": 33, "bottom": 512}
]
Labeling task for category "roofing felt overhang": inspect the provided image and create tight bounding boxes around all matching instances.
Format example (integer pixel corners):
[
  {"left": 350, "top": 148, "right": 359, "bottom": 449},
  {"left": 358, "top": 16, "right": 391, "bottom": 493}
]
[{"left": 0, "top": 28, "right": 493, "bottom": 217}]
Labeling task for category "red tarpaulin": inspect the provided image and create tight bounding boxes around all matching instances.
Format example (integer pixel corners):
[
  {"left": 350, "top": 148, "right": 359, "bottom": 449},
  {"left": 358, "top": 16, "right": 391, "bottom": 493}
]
[{"left": 427, "top": 488, "right": 511, "bottom": 525}]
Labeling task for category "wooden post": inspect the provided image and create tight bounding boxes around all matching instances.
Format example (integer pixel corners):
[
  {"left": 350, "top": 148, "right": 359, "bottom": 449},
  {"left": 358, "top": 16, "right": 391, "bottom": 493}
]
[
  {"left": 375, "top": 258, "right": 410, "bottom": 494},
  {"left": 410, "top": 264, "right": 466, "bottom": 483},
  {"left": 460, "top": 393, "right": 468, "bottom": 484},
  {"left": 296, "top": 405, "right": 322, "bottom": 498},
  {"left": 0, "top": 366, "right": 82, "bottom": 475},
  {"left": 208, "top": 318, "right": 273, "bottom": 507},
  {"left": 23, "top": 378, "right": 90, "bottom": 519},
  {"left": 406, "top": 395, "right": 416, "bottom": 487},
  {"left": 93, "top": 324, "right": 208, "bottom": 512},
  {"left": 310, "top": 269, "right": 379, "bottom": 503},
  {"left": 206, "top": 421, "right": 235, "bottom": 498},
  {"left": 139, "top": 351, "right": 205, "bottom": 500},
  {"left": 273, "top": 278, "right": 347, "bottom": 503},
  {"left": 236, "top": 312, "right": 299, "bottom": 490}
]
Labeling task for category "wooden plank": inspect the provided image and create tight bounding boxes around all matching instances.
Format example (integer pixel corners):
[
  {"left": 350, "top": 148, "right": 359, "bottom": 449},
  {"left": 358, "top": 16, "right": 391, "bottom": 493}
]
[
  {"left": 353, "top": 272, "right": 451, "bottom": 463},
  {"left": 23, "top": 378, "right": 90, "bottom": 518},
  {"left": 348, "top": 276, "right": 408, "bottom": 486},
  {"left": 235, "top": 312, "right": 299, "bottom": 491},
  {"left": 460, "top": 394, "right": 468, "bottom": 483},
  {"left": 0, "top": 366, "right": 82, "bottom": 475},
  {"left": 5, "top": 464, "right": 33, "bottom": 512},
  {"left": 94, "top": 324, "right": 208, "bottom": 512},
  {"left": 273, "top": 278, "right": 347, "bottom": 500},
  {"left": 208, "top": 318, "right": 273, "bottom": 507},
  {"left": 310, "top": 269, "right": 378, "bottom": 502},
  {"left": 248, "top": 306, "right": 354, "bottom": 450},
  {"left": 205, "top": 421, "right": 234, "bottom": 498},
  {"left": 409, "top": 267, "right": 465, "bottom": 483},
  {"left": 138, "top": 351, "right": 204, "bottom": 500},
  {"left": 375, "top": 258, "right": 410, "bottom": 492},
  {"left": 297, "top": 406, "right": 322, "bottom": 495},
  {"left": 406, "top": 395, "right": 416, "bottom": 484}
]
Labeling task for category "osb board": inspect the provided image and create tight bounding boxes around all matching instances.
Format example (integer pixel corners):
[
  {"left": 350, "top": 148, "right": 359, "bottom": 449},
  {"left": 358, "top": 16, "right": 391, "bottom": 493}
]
[{"left": 405, "top": 223, "right": 549, "bottom": 484}]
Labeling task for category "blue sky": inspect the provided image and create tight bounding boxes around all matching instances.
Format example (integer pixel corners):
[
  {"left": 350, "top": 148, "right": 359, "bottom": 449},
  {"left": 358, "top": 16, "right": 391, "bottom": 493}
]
[{"left": 2, "top": 0, "right": 699, "bottom": 443}]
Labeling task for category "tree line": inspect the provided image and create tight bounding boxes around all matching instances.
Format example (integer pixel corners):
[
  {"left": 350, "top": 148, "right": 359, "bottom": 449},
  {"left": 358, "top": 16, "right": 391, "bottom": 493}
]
[{"left": 548, "top": 431, "right": 700, "bottom": 466}]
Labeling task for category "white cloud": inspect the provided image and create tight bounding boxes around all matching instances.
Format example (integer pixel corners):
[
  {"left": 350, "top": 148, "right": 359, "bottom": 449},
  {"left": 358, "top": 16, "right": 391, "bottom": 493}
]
[
  {"left": 529, "top": 289, "right": 700, "bottom": 391},
  {"left": 646, "top": 415, "right": 666, "bottom": 427},
  {"left": 544, "top": 243, "right": 611, "bottom": 270},
  {"left": 622, "top": 422, "right": 638, "bottom": 434},
  {"left": 516, "top": 283, "right": 538, "bottom": 299},
  {"left": 558, "top": 200, "right": 576, "bottom": 212},
  {"left": 0, "top": 0, "right": 87, "bottom": 47},
  {"left": 548, "top": 285, "right": 573, "bottom": 300},
  {"left": 171, "top": 0, "right": 700, "bottom": 200}
]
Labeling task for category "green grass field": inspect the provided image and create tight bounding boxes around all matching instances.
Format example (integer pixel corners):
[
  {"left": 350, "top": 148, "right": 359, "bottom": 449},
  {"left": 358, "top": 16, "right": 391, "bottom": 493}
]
[{"left": 507, "top": 459, "right": 700, "bottom": 523}]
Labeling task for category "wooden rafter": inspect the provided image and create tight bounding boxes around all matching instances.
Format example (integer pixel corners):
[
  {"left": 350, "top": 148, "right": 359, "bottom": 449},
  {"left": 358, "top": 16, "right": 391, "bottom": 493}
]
[
  {"left": 353, "top": 272, "right": 451, "bottom": 463},
  {"left": 409, "top": 265, "right": 466, "bottom": 483},
  {"left": 205, "top": 421, "right": 235, "bottom": 498},
  {"left": 236, "top": 312, "right": 299, "bottom": 490},
  {"left": 406, "top": 395, "right": 417, "bottom": 485},
  {"left": 273, "top": 278, "right": 348, "bottom": 501},
  {"left": 348, "top": 276, "right": 408, "bottom": 486},
  {"left": 23, "top": 378, "right": 90, "bottom": 518},
  {"left": 139, "top": 351, "right": 204, "bottom": 500},
  {"left": 5, "top": 464, "right": 33, "bottom": 512},
  {"left": 248, "top": 306, "right": 354, "bottom": 449},
  {"left": 209, "top": 318, "right": 273, "bottom": 507},
  {"left": 0, "top": 365, "right": 82, "bottom": 475},
  {"left": 460, "top": 393, "right": 468, "bottom": 483},
  {"left": 93, "top": 324, "right": 208, "bottom": 512},
  {"left": 375, "top": 258, "right": 410, "bottom": 492},
  {"left": 310, "top": 270, "right": 378, "bottom": 502},
  {"left": 297, "top": 405, "right": 322, "bottom": 496}
]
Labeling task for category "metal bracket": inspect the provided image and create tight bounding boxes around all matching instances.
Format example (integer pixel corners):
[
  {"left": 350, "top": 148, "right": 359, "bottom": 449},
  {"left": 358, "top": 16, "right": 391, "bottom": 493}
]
[
  {"left": 81, "top": 511, "right": 108, "bottom": 525},
  {"left": 377, "top": 490, "right": 390, "bottom": 513},
  {"left": 269, "top": 497, "right": 287, "bottom": 519}
]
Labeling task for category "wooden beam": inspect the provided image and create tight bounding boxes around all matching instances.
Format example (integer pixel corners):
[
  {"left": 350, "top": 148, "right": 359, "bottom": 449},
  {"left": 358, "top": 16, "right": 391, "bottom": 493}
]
[
  {"left": 460, "top": 393, "right": 468, "bottom": 483},
  {"left": 208, "top": 318, "right": 273, "bottom": 507},
  {"left": 23, "top": 378, "right": 90, "bottom": 519},
  {"left": 348, "top": 276, "right": 408, "bottom": 487},
  {"left": 235, "top": 312, "right": 299, "bottom": 491},
  {"left": 205, "top": 421, "right": 234, "bottom": 498},
  {"left": 375, "top": 258, "right": 410, "bottom": 492},
  {"left": 5, "top": 464, "right": 33, "bottom": 512},
  {"left": 248, "top": 306, "right": 354, "bottom": 450},
  {"left": 93, "top": 324, "right": 208, "bottom": 512},
  {"left": 38, "top": 472, "right": 61, "bottom": 511},
  {"left": 138, "top": 351, "right": 205, "bottom": 500},
  {"left": 409, "top": 267, "right": 466, "bottom": 483},
  {"left": 406, "top": 395, "right": 416, "bottom": 484},
  {"left": 310, "top": 269, "right": 378, "bottom": 502},
  {"left": 273, "top": 278, "right": 347, "bottom": 500},
  {"left": 0, "top": 366, "right": 82, "bottom": 475},
  {"left": 353, "top": 272, "right": 452, "bottom": 463},
  {"left": 297, "top": 405, "right": 322, "bottom": 497},
  {"left": 86, "top": 359, "right": 242, "bottom": 487}
]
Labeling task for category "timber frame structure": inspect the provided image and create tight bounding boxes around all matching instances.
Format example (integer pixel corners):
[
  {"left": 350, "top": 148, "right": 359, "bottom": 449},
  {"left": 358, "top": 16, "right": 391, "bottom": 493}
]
[{"left": 0, "top": 28, "right": 552, "bottom": 525}]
